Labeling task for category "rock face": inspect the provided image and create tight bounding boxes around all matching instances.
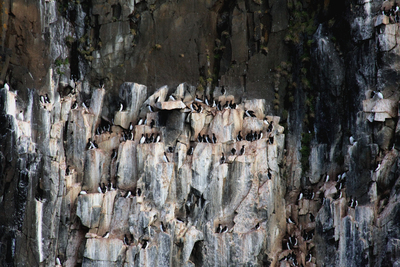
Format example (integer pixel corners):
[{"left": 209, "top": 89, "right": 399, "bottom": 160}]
[{"left": 1, "top": 0, "right": 400, "bottom": 267}]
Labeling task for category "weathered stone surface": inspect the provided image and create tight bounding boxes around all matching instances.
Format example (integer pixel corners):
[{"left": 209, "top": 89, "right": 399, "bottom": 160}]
[
  {"left": 83, "top": 238, "right": 126, "bottom": 262},
  {"left": 77, "top": 194, "right": 104, "bottom": 229}
]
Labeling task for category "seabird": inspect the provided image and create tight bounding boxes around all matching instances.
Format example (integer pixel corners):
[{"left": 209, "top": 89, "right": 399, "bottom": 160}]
[
  {"left": 267, "top": 169, "right": 272, "bottom": 179},
  {"left": 212, "top": 133, "right": 217, "bottom": 143},
  {"left": 163, "top": 152, "right": 169, "bottom": 163},
  {"left": 258, "top": 132, "right": 263, "bottom": 140},
  {"left": 220, "top": 153, "right": 226, "bottom": 164},
  {"left": 298, "top": 192, "right": 303, "bottom": 200},
  {"left": 375, "top": 163, "right": 381, "bottom": 172},
  {"left": 229, "top": 100, "right": 236, "bottom": 109},
  {"left": 124, "top": 234, "right": 130, "bottom": 245},
  {"left": 287, "top": 241, "right": 291, "bottom": 250},
  {"left": 223, "top": 101, "right": 230, "bottom": 109},
  {"left": 190, "top": 103, "right": 197, "bottom": 112},
  {"left": 129, "top": 132, "right": 134, "bottom": 140},
  {"left": 198, "top": 105, "right": 203, "bottom": 113},
  {"left": 88, "top": 139, "right": 96, "bottom": 149},
  {"left": 205, "top": 135, "right": 211, "bottom": 143},
  {"left": 142, "top": 240, "right": 148, "bottom": 249},
  {"left": 102, "top": 232, "right": 109, "bottom": 238},
  {"left": 212, "top": 100, "right": 216, "bottom": 107},
  {"left": 82, "top": 102, "right": 88, "bottom": 111},
  {"left": 40, "top": 95, "right": 46, "bottom": 104},
  {"left": 148, "top": 133, "right": 155, "bottom": 143},
  {"left": 128, "top": 122, "right": 133, "bottom": 131},
  {"left": 221, "top": 86, "right": 226, "bottom": 95},
  {"left": 56, "top": 257, "right": 61, "bottom": 265},
  {"left": 267, "top": 121, "right": 274, "bottom": 132},
  {"left": 217, "top": 101, "right": 222, "bottom": 111},
  {"left": 197, "top": 133, "right": 203, "bottom": 142},
  {"left": 71, "top": 101, "right": 78, "bottom": 109},
  {"left": 150, "top": 119, "right": 155, "bottom": 128},
  {"left": 138, "top": 118, "right": 143, "bottom": 125},
  {"left": 168, "top": 146, "right": 174, "bottom": 153},
  {"left": 125, "top": 191, "right": 131, "bottom": 198},
  {"left": 97, "top": 184, "right": 102, "bottom": 194},
  {"left": 79, "top": 191, "right": 87, "bottom": 195},
  {"left": 231, "top": 148, "right": 236, "bottom": 155},
  {"left": 66, "top": 165, "right": 70, "bottom": 176},
  {"left": 45, "top": 94, "right": 50, "bottom": 103},
  {"left": 3, "top": 83, "right": 9, "bottom": 90},
  {"left": 325, "top": 174, "right": 329, "bottom": 182},
  {"left": 255, "top": 222, "right": 260, "bottom": 230},
  {"left": 119, "top": 103, "right": 124, "bottom": 111},
  {"left": 160, "top": 221, "right": 166, "bottom": 232},
  {"left": 137, "top": 188, "right": 142, "bottom": 196},
  {"left": 306, "top": 253, "right": 312, "bottom": 262},
  {"left": 349, "top": 136, "right": 355, "bottom": 145},
  {"left": 169, "top": 95, "right": 176, "bottom": 101},
  {"left": 268, "top": 136, "right": 274, "bottom": 144},
  {"left": 237, "top": 131, "right": 243, "bottom": 141},
  {"left": 187, "top": 146, "right": 194, "bottom": 155},
  {"left": 263, "top": 117, "right": 269, "bottom": 125},
  {"left": 216, "top": 224, "right": 222, "bottom": 233},
  {"left": 221, "top": 226, "right": 228, "bottom": 233},
  {"left": 239, "top": 145, "right": 245, "bottom": 155},
  {"left": 147, "top": 104, "right": 154, "bottom": 112},
  {"left": 144, "top": 118, "right": 147, "bottom": 125},
  {"left": 205, "top": 96, "right": 210, "bottom": 106},
  {"left": 287, "top": 217, "right": 295, "bottom": 224},
  {"left": 195, "top": 95, "right": 203, "bottom": 102},
  {"left": 140, "top": 134, "right": 146, "bottom": 144},
  {"left": 155, "top": 134, "right": 160, "bottom": 143},
  {"left": 309, "top": 213, "right": 315, "bottom": 222},
  {"left": 374, "top": 91, "right": 384, "bottom": 99}
]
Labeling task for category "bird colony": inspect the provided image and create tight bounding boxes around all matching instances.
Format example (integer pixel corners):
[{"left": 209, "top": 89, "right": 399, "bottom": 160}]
[{"left": 1, "top": 82, "right": 289, "bottom": 266}]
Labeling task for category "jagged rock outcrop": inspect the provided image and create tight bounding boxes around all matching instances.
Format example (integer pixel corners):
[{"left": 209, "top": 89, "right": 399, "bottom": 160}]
[{"left": 2, "top": 0, "right": 400, "bottom": 266}]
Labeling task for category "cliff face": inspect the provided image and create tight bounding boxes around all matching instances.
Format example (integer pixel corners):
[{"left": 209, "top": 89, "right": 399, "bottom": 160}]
[{"left": 1, "top": 0, "right": 400, "bottom": 266}]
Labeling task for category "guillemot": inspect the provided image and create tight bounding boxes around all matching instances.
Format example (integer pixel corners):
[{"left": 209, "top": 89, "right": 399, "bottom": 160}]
[
  {"left": 220, "top": 153, "right": 225, "bottom": 164},
  {"left": 239, "top": 145, "right": 245, "bottom": 155}
]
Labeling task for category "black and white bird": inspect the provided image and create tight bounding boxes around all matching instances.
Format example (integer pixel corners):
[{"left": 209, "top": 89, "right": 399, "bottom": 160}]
[
  {"left": 3, "top": 83, "right": 9, "bottom": 90},
  {"left": 119, "top": 103, "right": 124, "bottom": 111},
  {"left": 140, "top": 134, "right": 146, "bottom": 144},
  {"left": 267, "top": 169, "right": 272, "bottom": 180},
  {"left": 255, "top": 222, "right": 260, "bottom": 230},
  {"left": 124, "top": 234, "right": 130, "bottom": 245},
  {"left": 169, "top": 94, "right": 176, "bottom": 101},
  {"left": 125, "top": 191, "right": 132, "bottom": 198},
  {"left": 40, "top": 95, "right": 46, "bottom": 104},
  {"left": 221, "top": 226, "right": 228, "bottom": 233},
  {"left": 221, "top": 86, "right": 226, "bottom": 95},
  {"left": 147, "top": 104, "right": 154, "bottom": 112},
  {"left": 217, "top": 101, "right": 222, "bottom": 111},
  {"left": 56, "top": 257, "right": 61, "bottom": 266},
  {"left": 102, "top": 232, "right": 109, "bottom": 238},
  {"left": 236, "top": 131, "right": 243, "bottom": 141},
  {"left": 71, "top": 101, "right": 78, "bottom": 109},
  {"left": 111, "top": 149, "right": 118, "bottom": 160},
  {"left": 325, "top": 174, "right": 330, "bottom": 182},
  {"left": 197, "top": 133, "right": 203, "bottom": 143},
  {"left": 187, "top": 146, "right": 194, "bottom": 155},
  {"left": 245, "top": 110, "right": 256, "bottom": 117},
  {"left": 137, "top": 118, "right": 143, "bottom": 125},
  {"left": 79, "top": 191, "right": 87, "bottom": 195},
  {"left": 205, "top": 96, "right": 210, "bottom": 106},
  {"left": 150, "top": 119, "right": 155, "bottom": 128},
  {"left": 17, "top": 111, "right": 24, "bottom": 121},
  {"left": 195, "top": 95, "right": 203, "bottom": 102},
  {"left": 45, "top": 94, "right": 50, "bottom": 103},
  {"left": 229, "top": 100, "right": 236, "bottom": 109},
  {"left": 163, "top": 152, "right": 169, "bottom": 163},
  {"left": 349, "top": 136, "right": 355, "bottom": 145},
  {"left": 212, "top": 133, "right": 217, "bottom": 144},
  {"left": 155, "top": 134, "right": 160, "bottom": 143},
  {"left": 231, "top": 148, "right": 236, "bottom": 155},
  {"left": 220, "top": 153, "right": 226, "bottom": 164},
  {"left": 298, "top": 192, "right": 303, "bottom": 200},
  {"left": 239, "top": 145, "right": 245, "bottom": 155},
  {"left": 216, "top": 224, "right": 222, "bottom": 233},
  {"left": 287, "top": 217, "right": 295, "bottom": 224},
  {"left": 88, "top": 139, "right": 97, "bottom": 149},
  {"left": 160, "top": 221, "right": 166, "bottom": 232},
  {"left": 129, "top": 122, "right": 133, "bottom": 131},
  {"left": 97, "top": 184, "right": 103, "bottom": 194},
  {"left": 267, "top": 121, "right": 274, "bottom": 132},
  {"left": 374, "top": 91, "right": 384, "bottom": 99}
]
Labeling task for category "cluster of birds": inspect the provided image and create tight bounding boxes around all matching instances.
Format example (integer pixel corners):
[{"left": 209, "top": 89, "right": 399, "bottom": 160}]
[
  {"left": 97, "top": 182, "right": 116, "bottom": 193},
  {"left": 382, "top": 3, "right": 399, "bottom": 22},
  {"left": 39, "top": 94, "right": 51, "bottom": 104}
]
